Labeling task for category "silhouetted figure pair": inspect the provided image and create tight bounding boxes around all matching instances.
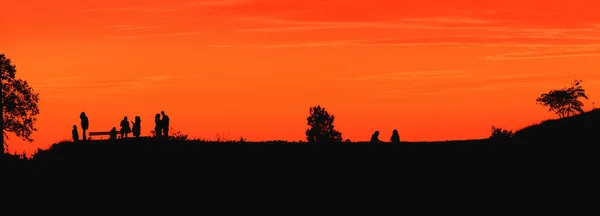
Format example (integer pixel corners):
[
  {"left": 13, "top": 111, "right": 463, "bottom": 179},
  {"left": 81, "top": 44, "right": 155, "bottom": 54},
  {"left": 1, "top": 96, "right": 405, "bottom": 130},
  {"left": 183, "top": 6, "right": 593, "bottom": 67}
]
[
  {"left": 154, "top": 111, "right": 170, "bottom": 139},
  {"left": 120, "top": 116, "right": 131, "bottom": 138},
  {"left": 72, "top": 125, "right": 79, "bottom": 142},
  {"left": 80, "top": 112, "right": 89, "bottom": 141},
  {"left": 370, "top": 129, "right": 401, "bottom": 144}
]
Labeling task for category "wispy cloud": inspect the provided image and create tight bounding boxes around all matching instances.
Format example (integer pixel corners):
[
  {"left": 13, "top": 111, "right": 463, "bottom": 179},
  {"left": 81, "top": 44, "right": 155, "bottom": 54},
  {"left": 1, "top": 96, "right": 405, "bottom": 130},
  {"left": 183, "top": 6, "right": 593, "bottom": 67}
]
[
  {"left": 186, "top": 0, "right": 253, "bottom": 7},
  {"left": 339, "top": 70, "right": 469, "bottom": 81},
  {"left": 103, "top": 35, "right": 141, "bottom": 40},
  {"left": 340, "top": 68, "right": 600, "bottom": 98},
  {"left": 485, "top": 45, "right": 600, "bottom": 60},
  {"left": 103, "top": 31, "right": 203, "bottom": 40},
  {"left": 79, "top": 0, "right": 251, "bottom": 13},
  {"left": 236, "top": 16, "right": 500, "bottom": 32},
  {"left": 105, "top": 24, "right": 156, "bottom": 31},
  {"left": 35, "top": 75, "right": 186, "bottom": 96},
  {"left": 79, "top": 5, "right": 182, "bottom": 13}
]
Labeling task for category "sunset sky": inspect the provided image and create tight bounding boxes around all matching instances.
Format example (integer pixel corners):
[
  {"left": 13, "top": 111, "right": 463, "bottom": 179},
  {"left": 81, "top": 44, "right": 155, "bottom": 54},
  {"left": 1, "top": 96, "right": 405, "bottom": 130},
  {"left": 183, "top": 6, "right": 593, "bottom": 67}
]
[{"left": 2, "top": 0, "right": 600, "bottom": 154}]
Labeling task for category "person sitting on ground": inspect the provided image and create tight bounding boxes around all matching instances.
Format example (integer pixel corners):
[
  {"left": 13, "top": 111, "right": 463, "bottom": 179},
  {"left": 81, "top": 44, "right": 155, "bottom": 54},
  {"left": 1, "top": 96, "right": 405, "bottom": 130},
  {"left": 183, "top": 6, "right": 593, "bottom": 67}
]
[
  {"left": 390, "top": 129, "right": 400, "bottom": 144},
  {"left": 109, "top": 127, "right": 118, "bottom": 140},
  {"left": 72, "top": 125, "right": 79, "bottom": 142},
  {"left": 120, "top": 116, "right": 131, "bottom": 138},
  {"left": 370, "top": 131, "right": 382, "bottom": 144}
]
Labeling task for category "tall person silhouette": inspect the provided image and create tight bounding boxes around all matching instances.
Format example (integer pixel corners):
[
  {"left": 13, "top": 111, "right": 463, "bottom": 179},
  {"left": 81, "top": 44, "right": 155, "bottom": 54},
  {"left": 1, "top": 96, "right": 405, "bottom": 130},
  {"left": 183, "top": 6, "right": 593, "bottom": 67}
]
[
  {"left": 72, "top": 125, "right": 79, "bottom": 142},
  {"left": 161, "top": 111, "right": 170, "bottom": 139},
  {"left": 132, "top": 116, "right": 141, "bottom": 139},
  {"left": 120, "top": 116, "right": 131, "bottom": 138},
  {"left": 80, "top": 112, "right": 89, "bottom": 141},
  {"left": 154, "top": 113, "right": 162, "bottom": 139}
]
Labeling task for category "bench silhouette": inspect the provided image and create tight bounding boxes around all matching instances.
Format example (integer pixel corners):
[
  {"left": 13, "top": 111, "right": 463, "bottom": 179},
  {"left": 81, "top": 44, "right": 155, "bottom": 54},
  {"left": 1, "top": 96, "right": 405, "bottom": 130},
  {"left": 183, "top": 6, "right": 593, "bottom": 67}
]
[
  {"left": 89, "top": 131, "right": 137, "bottom": 139},
  {"left": 89, "top": 131, "right": 113, "bottom": 138}
]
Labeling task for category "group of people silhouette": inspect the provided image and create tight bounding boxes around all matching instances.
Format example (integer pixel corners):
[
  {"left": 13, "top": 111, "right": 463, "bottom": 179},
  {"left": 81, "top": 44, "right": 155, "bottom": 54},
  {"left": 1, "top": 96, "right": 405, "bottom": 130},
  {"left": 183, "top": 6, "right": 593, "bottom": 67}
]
[
  {"left": 71, "top": 111, "right": 170, "bottom": 141},
  {"left": 71, "top": 111, "right": 401, "bottom": 144}
]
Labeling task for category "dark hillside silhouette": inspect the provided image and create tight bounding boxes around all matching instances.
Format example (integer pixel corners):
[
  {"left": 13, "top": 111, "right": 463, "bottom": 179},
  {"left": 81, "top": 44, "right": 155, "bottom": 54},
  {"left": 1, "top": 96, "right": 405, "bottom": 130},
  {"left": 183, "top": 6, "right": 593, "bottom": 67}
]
[{"left": 512, "top": 109, "right": 600, "bottom": 145}]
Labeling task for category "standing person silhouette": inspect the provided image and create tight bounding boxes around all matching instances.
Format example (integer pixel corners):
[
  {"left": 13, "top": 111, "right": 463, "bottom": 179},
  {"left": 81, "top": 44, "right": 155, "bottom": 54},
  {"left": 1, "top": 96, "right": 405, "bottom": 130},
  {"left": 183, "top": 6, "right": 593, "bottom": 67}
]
[
  {"left": 80, "top": 112, "right": 89, "bottom": 141},
  {"left": 120, "top": 116, "right": 131, "bottom": 138},
  {"left": 132, "top": 116, "right": 141, "bottom": 139},
  {"left": 390, "top": 129, "right": 400, "bottom": 144},
  {"left": 72, "top": 125, "right": 79, "bottom": 142},
  {"left": 161, "top": 111, "right": 170, "bottom": 139},
  {"left": 154, "top": 113, "right": 162, "bottom": 139}
]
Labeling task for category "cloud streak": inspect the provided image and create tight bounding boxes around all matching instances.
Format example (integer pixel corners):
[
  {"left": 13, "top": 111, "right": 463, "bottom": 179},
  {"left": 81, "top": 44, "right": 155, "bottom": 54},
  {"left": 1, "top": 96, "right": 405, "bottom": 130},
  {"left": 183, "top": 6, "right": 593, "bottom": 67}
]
[
  {"left": 78, "top": 0, "right": 252, "bottom": 13},
  {"left": 341, "top": 69, "right": 600, "bottom": 97},
  {"left": 35, "top": 75, "right": 186, "bottom": 96},
  {"left": 484, "top": 46, "right": 600, "bottom": 60}
]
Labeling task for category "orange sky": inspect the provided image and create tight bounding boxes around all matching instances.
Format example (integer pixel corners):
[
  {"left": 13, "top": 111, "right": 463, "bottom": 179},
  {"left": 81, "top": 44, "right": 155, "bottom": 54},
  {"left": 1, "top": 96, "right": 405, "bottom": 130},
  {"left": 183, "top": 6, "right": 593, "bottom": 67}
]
[{"left": 2, "top": 0, "right": 600, "bottom": 154}]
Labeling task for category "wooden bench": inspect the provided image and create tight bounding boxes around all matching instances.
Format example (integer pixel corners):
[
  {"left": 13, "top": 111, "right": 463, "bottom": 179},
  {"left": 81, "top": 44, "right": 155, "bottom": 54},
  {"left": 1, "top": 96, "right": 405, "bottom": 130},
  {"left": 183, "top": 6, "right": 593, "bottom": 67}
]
[
  {"left": 89, "top": 131, "right": 113, "bottom": 139},
  {"left": 89, "top": 131, "right": 132, "bottom": 139}
]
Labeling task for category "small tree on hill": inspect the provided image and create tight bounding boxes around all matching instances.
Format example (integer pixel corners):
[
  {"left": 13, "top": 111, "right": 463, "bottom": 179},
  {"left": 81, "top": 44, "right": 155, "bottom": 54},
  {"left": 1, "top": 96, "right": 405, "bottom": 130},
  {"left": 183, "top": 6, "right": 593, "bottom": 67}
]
[
  {"left": 1, "top": 53, "right": 40, "bottom": 157},
  {"left": 536, "top": 80, "right": 588, "bottom": 118},
  {"left": 490, "top": 126, "right": 513, "bottom": 142},
  {"left": 306, "top": 105, "right": 342, "bottom": 143}
]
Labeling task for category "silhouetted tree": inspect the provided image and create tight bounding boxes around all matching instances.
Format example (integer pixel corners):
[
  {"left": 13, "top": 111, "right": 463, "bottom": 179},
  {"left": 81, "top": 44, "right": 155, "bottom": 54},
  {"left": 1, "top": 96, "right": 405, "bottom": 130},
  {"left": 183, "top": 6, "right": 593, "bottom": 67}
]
[
  {"left": 536, "top": 80, "right": 588, "bottom": 118},
  {"left": 489, "top": 126, "right": 513, "bottom": 142},
  {"left": 1, "top": 53, "right": 40, "bottom": 157},
  {"left": 305, "top": 105, "right": 342, "bottom": 143}
]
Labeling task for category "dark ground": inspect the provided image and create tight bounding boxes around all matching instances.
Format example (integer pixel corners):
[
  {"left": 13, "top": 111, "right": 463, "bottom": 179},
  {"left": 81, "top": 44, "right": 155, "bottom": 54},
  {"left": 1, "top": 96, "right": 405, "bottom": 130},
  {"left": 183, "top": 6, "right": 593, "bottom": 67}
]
[{"left": 2, "top": 110, "right": 599, "bottom": 186}]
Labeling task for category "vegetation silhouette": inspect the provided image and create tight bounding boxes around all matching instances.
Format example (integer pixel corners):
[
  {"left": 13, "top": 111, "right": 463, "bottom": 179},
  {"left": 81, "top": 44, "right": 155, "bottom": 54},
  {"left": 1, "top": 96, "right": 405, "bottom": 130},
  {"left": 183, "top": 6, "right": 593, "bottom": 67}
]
[
  {"left": 1, "top": 53, "right": 40, "bottom": 158},
  {"left": 536, "top": 80, "right": 588, "bottom": 118},
  {"left": 305, "top": 105, "right": 343, "bottom": 144}
]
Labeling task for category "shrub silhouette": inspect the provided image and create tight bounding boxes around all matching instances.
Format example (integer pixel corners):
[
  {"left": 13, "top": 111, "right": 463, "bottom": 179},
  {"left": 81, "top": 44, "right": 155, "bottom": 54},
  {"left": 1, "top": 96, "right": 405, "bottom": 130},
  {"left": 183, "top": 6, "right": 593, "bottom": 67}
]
[
  {"left": 536, "top": 80, "right": 588, "bottom": 118},
  {"left": 151, "top": 127, "right": 189, "bottom": 141},
  {"left": 489, "top": 126, "right": 513, "bottom": 142},
  {"left": 1, "top": 53, "right": 40, "bottom": 156},
  {"left": 305, "top": 105, "right": 343, "bottom": 143}
]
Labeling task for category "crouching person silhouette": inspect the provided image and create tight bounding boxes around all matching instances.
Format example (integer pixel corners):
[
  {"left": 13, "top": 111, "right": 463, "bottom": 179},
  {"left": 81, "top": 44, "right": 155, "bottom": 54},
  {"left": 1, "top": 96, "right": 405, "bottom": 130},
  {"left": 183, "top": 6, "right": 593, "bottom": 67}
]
[
  {"left": 109, "top": 127, "right": 118, "bottom": 140},
  {"left": 370, "top": 131, "right": 382, "bottom": 144},
  {"left": 390, "top": 129, "right": 400, "bottom": 144}
]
